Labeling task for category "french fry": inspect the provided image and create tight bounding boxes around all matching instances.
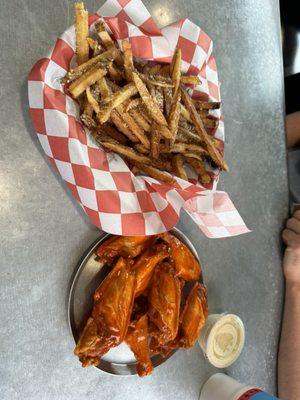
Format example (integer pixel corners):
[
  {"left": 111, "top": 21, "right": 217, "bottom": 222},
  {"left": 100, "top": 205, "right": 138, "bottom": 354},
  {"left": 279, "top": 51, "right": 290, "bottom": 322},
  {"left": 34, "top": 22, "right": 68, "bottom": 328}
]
[
  {"left": 86, "top": 81, "right": 102, "bottom": 100},
  {"left": 148, "top": 86, "right": 157, "bottom": 111},
  {"left": 132, "top": 163, "right": 175, "bottom": 184},
  {"left": 129, "top": 109, "right": 151, "bottom": 132},
  {"left": 131, "top": 155, "right": 172, "bottom": 172},
  {"left": 180, "top": 76, "right": 201, "bottom": 85},
  {"left": 210, "top": 136, "right": 224, "bottom": 150},
  {"left": 108, "top": 63, "right": 124, "bottom": 82},
  {"left": 169, "top": 48, "right": 182, "bottom": 145},
  {"left": 95, "top": 22, "right": 115, "bottom": 49},
  {"left": 125, "top": 98, "right": 141, "bottom": 112},
  {"left": 139, "top": 105, "right": 152, "bottom": 124},
  {"left": 87, "top": 37, "right": 103, "bottom": 56},
  {"left": 185, "top": 157, "right": 211, "bottom": 185},
  {"left": 155, "top": 87, "right": 164, "bottom": 113},
  {"left": 194, "top": 100, "right": 221, "bottom": 110},
  {"left": 202, "top": 117, "right": 218, "bottom": 129},
  {"left": 168, "top": 88, "right": 181, "bottom": 144},
  {"left": 80, "top": 88, "right": 97, "bottom": 129},
  {"left": 148, "top": 64, "right": 161, "bottom": 75},
  {"left": 180, "top": 104, "right": 193, "bottom": 123},
  {"left": 179, "top": 118, "right": 197, "bottom": 133},
  {"left": 106, "top": 78, "right": 121, "bottom": 93},
  {"left": 98, "top": 140, "right": 153, "bottom": 164},
  {"left": 117, "top": 105, "right": 150, "bottom": 149},
  {"left": 110, "top": 111, "right": 139, "bottom": 143},
  {"left": 171, "top": 48, "right": 182, "bottom": 93},
  {"left": 81, "top": 114, "right": 96, "bottom": 129},
  {"left": 97, "top": 83, "right": 138, "bottom": 123},
  {"left": 181, "top": 87, "right": 228, "bottom": 171},
  {"left": 75, "top": 2, "right": 89, "bottom": 65},
  {"left": 178, "top": 143, "right": 208, "bottom": 155},
  {"left": 163, "top": 87, "right": 172, "bottom": 117},
  {"left": 183, "top": 152, "right": 206, "bottom": 162},
  {"left": 172, "top": 154, "right": 188, "bottom": 181},
  {"left": 158, "top": 125, "right": 173, "bottom": 140},
  {"left": 90, "top": 83, "right": 102, "bottom": 100},
  {"left": 182, "top": 105, "right": 216, "bottom": 130},
  {"left": 149, "top": 85, "right": 164, "bottom": 115},
  {"left": 86, "top": 87, "right": 100, "bottom": 113},
  {"left": 122, "top": 40, "right": 134, "bottom": 81},
  {"left": 114, "top": 83, "right": 139, "bottom": 104},
  {"left": 96, "top": 124, "right": 128, "bottom": 144},
  {"left": 63, "top": 49, "right": 118, "bottom": 83},
  {"left": 90, "top": 129, "right": 114, "bottom": 144},
  {"left": 177, "top": 126, "right": 202, "bottom": 145},
  {"left": 139, "top": 73, "right": 173, "bottom": 88},
  {"left": 134, "top": 144, "right": 149, "bottom": 155},
  {"left": 95, "top": 22, "right": 123, "bottom": 67},
  {"left": 97, "top": 77, "right": 111, "bottom": 99},
  {"left": 102, "top": 77, "right": 124, "bottom": 100},
  {"left": 82, "top": 94, "right": 94, "bottom": 117},
  {"left": 69, "top": 66, "right": 107, "bottom": 98},
  {"left": 150, "top": 122, "right": 161, "bottom": 158},
  {"left": 153, "top": 158, "right": 172, "bottom": 172},
  {"left": 198, "top": 110, "right": 209, "bottom": 118},
  {"left": 161, "top": 142, "right": 208, "bottom": 155},
  {"left": 87, "top": 37, "right": 98, "bottom": 50},
  {"left": 132, "top": 72, "right": 169, "bottom": 127}
]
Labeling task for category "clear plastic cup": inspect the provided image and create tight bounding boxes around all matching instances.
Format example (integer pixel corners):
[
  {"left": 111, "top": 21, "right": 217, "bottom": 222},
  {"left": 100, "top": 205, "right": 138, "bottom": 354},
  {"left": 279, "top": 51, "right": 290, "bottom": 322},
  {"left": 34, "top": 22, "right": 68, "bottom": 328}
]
[{"left": 198, "top": 313, "right": 245, "bottom": 368}]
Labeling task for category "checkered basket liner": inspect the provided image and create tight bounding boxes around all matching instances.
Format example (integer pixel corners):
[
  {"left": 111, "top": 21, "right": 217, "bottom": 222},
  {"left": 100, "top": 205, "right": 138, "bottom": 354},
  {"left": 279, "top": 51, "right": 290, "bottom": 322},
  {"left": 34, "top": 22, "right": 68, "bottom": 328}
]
[{"left": 28, "top": 0, "right": 249, "bottom": 237}]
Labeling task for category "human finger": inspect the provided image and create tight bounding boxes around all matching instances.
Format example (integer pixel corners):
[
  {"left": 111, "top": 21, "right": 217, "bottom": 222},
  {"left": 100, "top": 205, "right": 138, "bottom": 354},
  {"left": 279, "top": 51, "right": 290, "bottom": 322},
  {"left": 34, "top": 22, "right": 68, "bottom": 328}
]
[
  {"left": 282, "top": 228, "right": 300, "bottom": 249},
  {"left": 286, "top": 217, "right": 300, "bottom": 234}
]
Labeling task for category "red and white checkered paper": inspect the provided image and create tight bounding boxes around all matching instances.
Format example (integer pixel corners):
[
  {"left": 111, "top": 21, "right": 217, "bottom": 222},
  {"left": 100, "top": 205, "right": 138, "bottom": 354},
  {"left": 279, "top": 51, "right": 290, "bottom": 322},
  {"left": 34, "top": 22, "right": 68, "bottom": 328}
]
[{"left": 28, "top": 0, "right": 249, "bottom": 238}]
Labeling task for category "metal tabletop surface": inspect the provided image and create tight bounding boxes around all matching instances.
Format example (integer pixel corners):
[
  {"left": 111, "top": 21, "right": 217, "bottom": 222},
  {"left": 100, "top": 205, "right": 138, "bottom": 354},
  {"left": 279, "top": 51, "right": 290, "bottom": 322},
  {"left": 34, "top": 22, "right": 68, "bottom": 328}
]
[{"left": 0, "top": 0, "right": 288, "bottom": 399}]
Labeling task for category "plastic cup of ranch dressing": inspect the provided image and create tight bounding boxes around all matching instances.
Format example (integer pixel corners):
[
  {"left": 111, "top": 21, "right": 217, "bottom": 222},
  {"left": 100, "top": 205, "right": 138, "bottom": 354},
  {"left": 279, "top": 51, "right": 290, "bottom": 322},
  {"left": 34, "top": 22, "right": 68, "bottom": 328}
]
[
  {"left": 199, "top": 373, "right": 279, "bottom": 400},
  {"left": 198, "top": 313, "right": 245, "bottom": 368}
]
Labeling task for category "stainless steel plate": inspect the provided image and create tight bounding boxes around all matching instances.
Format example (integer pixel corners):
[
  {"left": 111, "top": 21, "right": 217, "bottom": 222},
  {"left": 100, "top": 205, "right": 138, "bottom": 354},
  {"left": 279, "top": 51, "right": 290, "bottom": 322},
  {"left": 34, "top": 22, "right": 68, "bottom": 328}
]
[{"left": 68, "top": 228, "right": 202, "bottom": 376}]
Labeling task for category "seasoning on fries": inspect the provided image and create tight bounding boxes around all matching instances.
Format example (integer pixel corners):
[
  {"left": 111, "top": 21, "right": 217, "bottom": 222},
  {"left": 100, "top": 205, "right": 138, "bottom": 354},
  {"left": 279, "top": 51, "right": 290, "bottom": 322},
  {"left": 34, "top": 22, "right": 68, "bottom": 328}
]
[{"left": 64, "top": 2, "right": 228, "bottom": 186}]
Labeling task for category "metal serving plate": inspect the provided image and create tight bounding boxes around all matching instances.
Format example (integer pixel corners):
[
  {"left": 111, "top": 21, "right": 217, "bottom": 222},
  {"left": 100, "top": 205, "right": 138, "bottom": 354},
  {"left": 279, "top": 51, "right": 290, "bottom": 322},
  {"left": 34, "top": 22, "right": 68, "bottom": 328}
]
[{"left": 68, "top": 228, "right": 201, "bottom": 376}]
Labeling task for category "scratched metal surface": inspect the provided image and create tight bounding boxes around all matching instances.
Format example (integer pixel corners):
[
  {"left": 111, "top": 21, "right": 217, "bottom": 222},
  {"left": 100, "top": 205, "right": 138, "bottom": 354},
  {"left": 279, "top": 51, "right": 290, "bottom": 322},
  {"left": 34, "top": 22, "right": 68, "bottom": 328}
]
[{"left": 0, "top": 0, "right": 288, "bottom": 399}]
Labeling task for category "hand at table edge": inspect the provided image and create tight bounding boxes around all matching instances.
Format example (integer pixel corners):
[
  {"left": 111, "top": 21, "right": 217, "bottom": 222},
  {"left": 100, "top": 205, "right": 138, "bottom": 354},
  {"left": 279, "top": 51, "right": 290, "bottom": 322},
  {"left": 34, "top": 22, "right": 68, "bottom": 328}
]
[{"left": 282, "top": 211, "right": 300, "bottom": 286}]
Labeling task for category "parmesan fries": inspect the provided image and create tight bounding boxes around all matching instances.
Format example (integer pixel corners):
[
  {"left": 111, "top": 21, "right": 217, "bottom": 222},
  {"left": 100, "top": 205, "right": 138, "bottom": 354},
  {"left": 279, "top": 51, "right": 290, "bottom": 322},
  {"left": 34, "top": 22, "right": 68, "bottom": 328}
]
[{"left": 64, "top": 2, "right": 227, "bottom": 185}]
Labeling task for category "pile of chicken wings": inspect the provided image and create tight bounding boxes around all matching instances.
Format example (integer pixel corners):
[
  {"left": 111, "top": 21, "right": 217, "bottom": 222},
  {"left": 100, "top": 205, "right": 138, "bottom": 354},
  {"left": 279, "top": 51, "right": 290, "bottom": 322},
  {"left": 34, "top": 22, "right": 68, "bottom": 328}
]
[{"left": 74, "top": 233, "right": 208, "bottom": 376}]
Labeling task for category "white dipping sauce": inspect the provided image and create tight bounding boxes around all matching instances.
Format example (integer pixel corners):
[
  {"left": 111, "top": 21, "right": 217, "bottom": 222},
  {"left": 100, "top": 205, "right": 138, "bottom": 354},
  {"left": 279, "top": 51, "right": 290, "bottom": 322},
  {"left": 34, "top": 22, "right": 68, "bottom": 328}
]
[{"left": 199, "top": 314, "right": 245, "bottom": 368}]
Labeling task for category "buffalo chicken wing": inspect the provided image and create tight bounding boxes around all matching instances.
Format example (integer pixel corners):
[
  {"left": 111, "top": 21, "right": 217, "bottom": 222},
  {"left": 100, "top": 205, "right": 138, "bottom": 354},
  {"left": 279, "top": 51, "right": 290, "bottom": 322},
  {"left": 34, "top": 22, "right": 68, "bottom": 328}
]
[
  {"left": 150, "top": 283, "right": 208, "bottom": 356},
  {"left": 133, "top": 243, "right": 169, "bottom": 297},
  {"left": 160, "top": 233, "right": 201, "bottom": 281},
  {"left": 75, "top": 257, "right": 136, "bottom": 366},
  {"left": 149, "top": 335, "right": 179, "bottom": 358},
  {"left": 148, "top": 263, "right": 181, "bottom": 343},
  {"left": 96, "top": 235, "right": 152, "bottom": 264},
  {"left": 125, "top": 315, "right": 153, "bottom": 377},
  {"left": 179, "top": 282, "right": 208, "bottom": 348}
]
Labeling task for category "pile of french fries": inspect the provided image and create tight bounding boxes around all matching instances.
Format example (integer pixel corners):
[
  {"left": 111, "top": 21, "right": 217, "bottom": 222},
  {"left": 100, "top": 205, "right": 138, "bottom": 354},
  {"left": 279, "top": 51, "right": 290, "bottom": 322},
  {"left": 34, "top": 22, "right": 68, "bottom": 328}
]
[{"left": 64, "top": 2, "right": 228, "bottom": 185}]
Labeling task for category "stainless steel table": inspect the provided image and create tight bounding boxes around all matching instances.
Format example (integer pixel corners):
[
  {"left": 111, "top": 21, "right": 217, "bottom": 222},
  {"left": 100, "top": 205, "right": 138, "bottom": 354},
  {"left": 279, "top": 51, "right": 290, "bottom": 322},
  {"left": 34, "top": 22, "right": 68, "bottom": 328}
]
[{"left": 0, "top": 0, "right": 288, "bottom": 399}]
